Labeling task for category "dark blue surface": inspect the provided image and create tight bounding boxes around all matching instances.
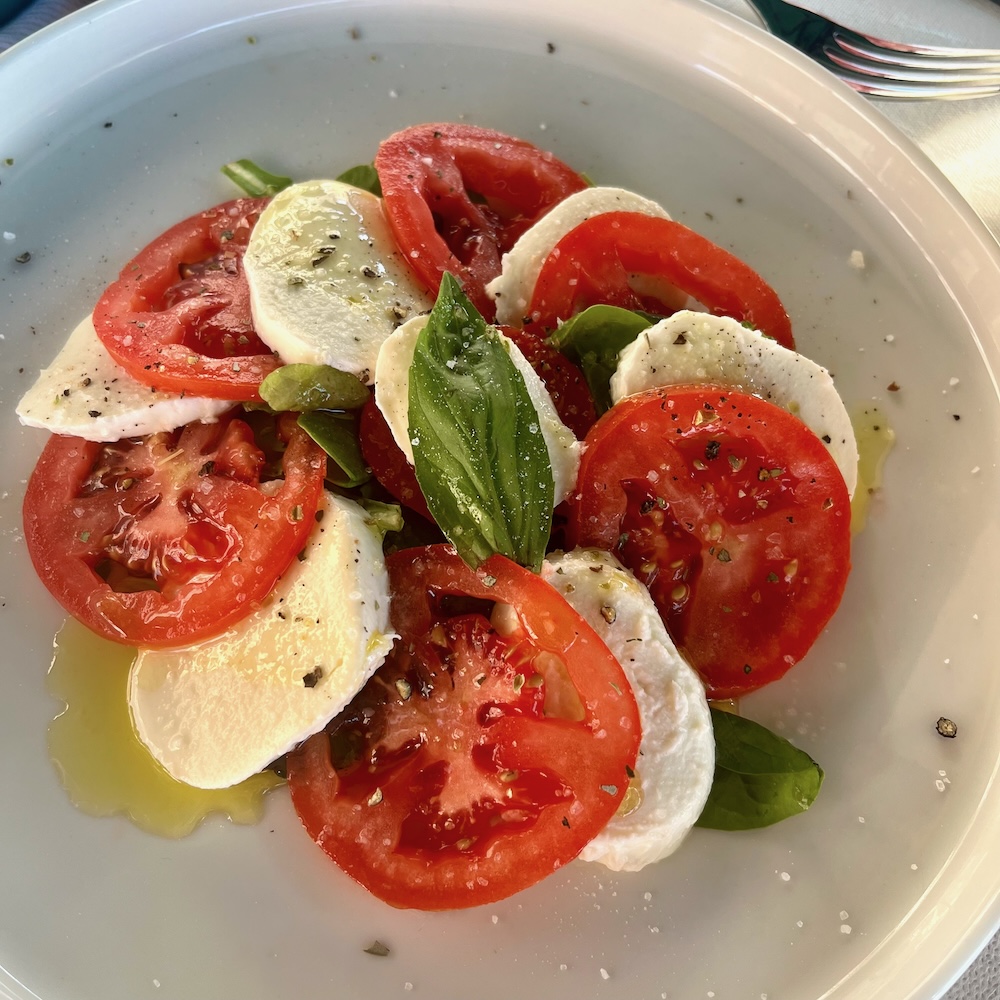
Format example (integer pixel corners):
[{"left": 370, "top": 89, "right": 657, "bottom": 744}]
[{"left": 0, "top": 0, "right": 32, "bottom": 26}]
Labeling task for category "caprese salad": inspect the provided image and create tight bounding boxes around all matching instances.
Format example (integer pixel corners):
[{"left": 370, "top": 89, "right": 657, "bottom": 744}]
[{"left": 17, "top": 123, "right": 855, "bottom": 911}]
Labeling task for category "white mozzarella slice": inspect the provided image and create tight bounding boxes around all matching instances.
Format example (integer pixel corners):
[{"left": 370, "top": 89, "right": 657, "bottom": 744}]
[
  {"left": 374, "top": 314, "right": 581, "bottom": 504},
  {"left": 541, "top": 548, "right": 714, "bottom": 872},
  {"left": 244, "top": 179, "right": 433, "bottom": 382},
  {"left": 15, "top": 315, "right": 231, "bottom": 442},
  {"left": 611, "top": 310, "right": 859, "bottom": 497},
  {"left": 486, "top": 186, "right": 671, "bottom": 326},
  {"left": 128, "top": 492, "right": 395, "bottom": 790}
]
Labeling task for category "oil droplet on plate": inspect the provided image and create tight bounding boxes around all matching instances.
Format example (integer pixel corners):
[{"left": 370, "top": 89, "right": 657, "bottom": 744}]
[
  {"left": 46, "top": 619, "right": 282, "bottom": 838},
  {"left": 850, "top": 404, "right": 895, "bottom": 534}
]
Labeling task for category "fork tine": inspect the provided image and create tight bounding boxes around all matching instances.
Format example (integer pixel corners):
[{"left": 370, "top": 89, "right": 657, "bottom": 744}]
[
  {"left": 813, "top": 57, "right": 1000, "bottom": 100},
  {"left": 824, "top": 42, "right": 1000, "bottom": 86},
  {"left": 745, "top": 0, "right": 1000, "bottom": 100},
  {"left": 834, "top": 32, "right": 1000, "bottom": 72}
]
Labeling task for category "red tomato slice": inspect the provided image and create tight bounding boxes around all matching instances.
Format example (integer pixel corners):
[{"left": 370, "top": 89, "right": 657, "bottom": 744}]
[
  {"left": 92, "top": 198, "right": 281, "bottom": 401},
  {"left": 359, "top": 395, "right": 434, "bottom": 522},
  {"left": 287, "top": 544, "right": 641, "bottom": 910},
  {"left": 374, "top": 123, "right": 588, "bottom": 320},
  {"left": 502, "top": 326, "right": 597, "bottom": 439},
  {"left": 22, "top": 413, "right": 326, "bottom": 647},
  {"left": 525, "top": 212, "right": 795, "bottom": 349},
  {"left": 568, "top": 386, "right": 850, "bottom": 698}
]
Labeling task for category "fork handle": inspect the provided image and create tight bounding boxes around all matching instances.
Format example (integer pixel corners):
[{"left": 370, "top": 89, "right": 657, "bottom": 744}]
[{"left": 744, "top": 0, "right": 828, "bottom": 53}]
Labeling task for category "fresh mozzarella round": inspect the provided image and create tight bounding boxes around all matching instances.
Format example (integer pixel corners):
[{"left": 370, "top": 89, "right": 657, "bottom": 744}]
[
  {"left": 611, "top": 310, "right": 859, "bottom": 497},
  {"left": 244, "top": 179, "right": 432, "bottom": 383},
  {"left": 16, "top": 315, "right": 231, "bottom": 442},
  {"left": 541, "top": 548, "right": 714, "bottom": 871},
  {"left": 128, "top": 492, "right": 395, "bottom": 790},
  {"left": 486, "top": 186, "right": 671, "bottom": 326},
  {"left": 374, "top": 314, "right": 582, "bottom": 504}
]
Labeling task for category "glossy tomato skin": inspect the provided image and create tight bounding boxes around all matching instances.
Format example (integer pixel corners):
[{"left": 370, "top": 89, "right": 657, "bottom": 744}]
[
  {"left": 23, "top": 412, "right": 326, "bottom": 647},
  {"left": 502, "top": 326, "right": 597, "bottom": 439},
  {"left": 375, "top": 123, "right": 588, "bottom": 320},
  {"left": 525, "top": 212, "right": 795, "bottom": 349},
  {"left": 93, "top": 198, "right": 281, "bottom": 401},
  {"left": 569, "top": 386, "right": 850, "bottom": 698},
  {"left": 287, "top": 544, "right": 641, "bottom": 911}
]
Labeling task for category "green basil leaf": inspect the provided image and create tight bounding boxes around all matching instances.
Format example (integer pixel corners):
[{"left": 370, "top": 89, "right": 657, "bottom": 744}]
[
  {"left": 297, "top": 410, "right": 371, "bottom": 489},
  {"left": 221, "top": 159, "right": 293, "bottom": 197},
  {"left": 547, "top": 305, "right": 653, "bottom": 413},
  {"left": 408, "top": 273, "right": 554, "bottom": 571},
  {"left": 335, "top": 163, "right": 382, "bottom": 197},
  {"left": 259, "top": 364, "right": 369, "bottom": 413},
  {"left": 696, "top": 707, "right": 824, "bottom": 831},
  {"left": 356, "top": 499, "right": 404, "bottom": 541}
]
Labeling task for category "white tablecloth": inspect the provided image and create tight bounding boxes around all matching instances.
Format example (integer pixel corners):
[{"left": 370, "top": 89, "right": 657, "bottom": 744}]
[{"left": 2, "top": 0, "right": 999, "bottom": 996}]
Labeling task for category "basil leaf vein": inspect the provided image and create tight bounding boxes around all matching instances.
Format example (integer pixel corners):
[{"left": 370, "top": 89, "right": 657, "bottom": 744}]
[{"left": 408, "top": 273, "right": 554, "bottom": 571}]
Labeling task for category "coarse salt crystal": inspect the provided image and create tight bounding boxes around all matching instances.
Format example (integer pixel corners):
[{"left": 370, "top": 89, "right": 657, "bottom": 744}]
[{"left": 600, "top": 968, "right": 610, "bottom": 980}]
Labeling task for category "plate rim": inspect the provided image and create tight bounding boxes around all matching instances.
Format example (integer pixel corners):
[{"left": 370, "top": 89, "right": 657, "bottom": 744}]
[{"left": 2, "top": 1, "right": 1000, "bottom": 999}]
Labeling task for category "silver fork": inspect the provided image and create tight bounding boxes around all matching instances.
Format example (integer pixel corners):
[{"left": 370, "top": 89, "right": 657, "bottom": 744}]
[{"left": 744, "top": 0, "right": 1000, "bottom": 100}]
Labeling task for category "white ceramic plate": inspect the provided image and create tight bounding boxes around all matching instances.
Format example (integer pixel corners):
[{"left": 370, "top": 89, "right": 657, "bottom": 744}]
[{"left": 3, "top": 1, "right": 1000, "bottom": 997}]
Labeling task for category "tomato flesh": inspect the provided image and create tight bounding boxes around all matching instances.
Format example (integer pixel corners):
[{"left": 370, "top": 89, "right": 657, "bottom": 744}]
[
  {"left": 502, "top": 325, "right": 597, "bottom": 439},
  {"left": 525, "top": 212, "right": 794, "bottom": 349},
  {"left": 375, "top": 124, "right": 588, "bottom": 320},
  {"left": 287, "top": 545, "right": 641, "bottom": 910},
  {"left": 569, "top": 386, "right": 850, "bottom": 698},
  {"left": 92, "top": 198, "right": 281, "bottom": 401},
  {"left": 22, "top": 412, "right": 326, "bottom": 647}
]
